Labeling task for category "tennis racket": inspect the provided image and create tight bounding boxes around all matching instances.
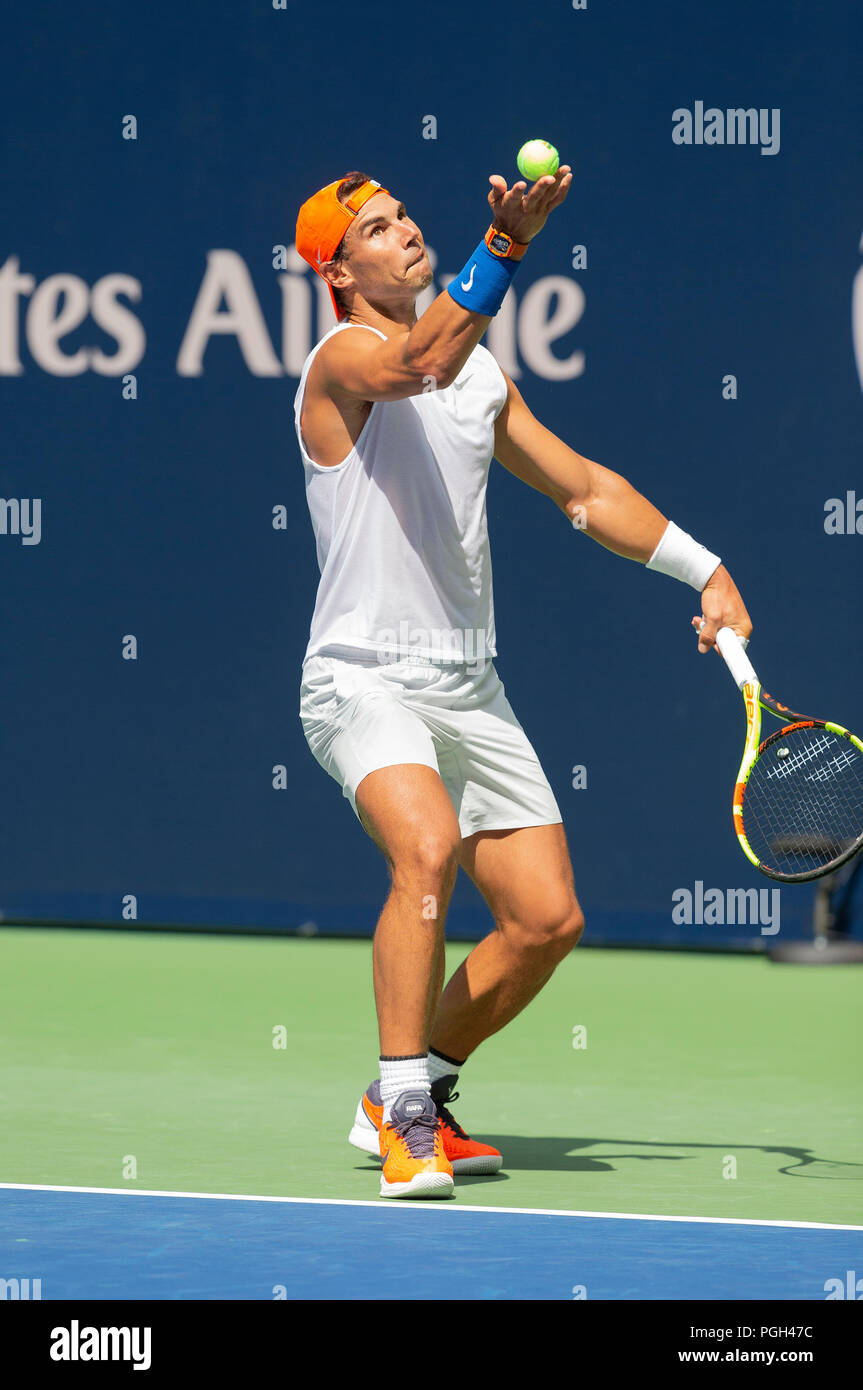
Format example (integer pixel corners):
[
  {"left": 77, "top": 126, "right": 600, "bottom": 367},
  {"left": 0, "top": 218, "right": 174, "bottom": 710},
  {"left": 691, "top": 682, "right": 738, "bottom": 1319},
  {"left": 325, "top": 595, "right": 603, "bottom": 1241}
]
[{"left": 715, "top": 626, "right": 863, "bottom": 882}]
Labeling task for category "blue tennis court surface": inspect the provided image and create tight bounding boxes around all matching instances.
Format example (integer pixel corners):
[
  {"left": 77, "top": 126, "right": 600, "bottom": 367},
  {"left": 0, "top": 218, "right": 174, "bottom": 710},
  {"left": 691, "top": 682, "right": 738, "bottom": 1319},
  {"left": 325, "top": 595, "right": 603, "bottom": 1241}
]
[{"left": 2, "top": 1186, "right": 860, "bottom": 1300}]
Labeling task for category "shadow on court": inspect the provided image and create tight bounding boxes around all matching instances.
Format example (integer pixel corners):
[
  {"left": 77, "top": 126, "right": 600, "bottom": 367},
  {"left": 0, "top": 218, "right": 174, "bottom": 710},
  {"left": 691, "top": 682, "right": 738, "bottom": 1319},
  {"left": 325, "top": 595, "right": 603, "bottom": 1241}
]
[
  {"left": 453, "top": 1136, "right": 863, "bottom": 1180},
  {"left": 352, "top": 1138, "right": 863, "bottom": 1188}
]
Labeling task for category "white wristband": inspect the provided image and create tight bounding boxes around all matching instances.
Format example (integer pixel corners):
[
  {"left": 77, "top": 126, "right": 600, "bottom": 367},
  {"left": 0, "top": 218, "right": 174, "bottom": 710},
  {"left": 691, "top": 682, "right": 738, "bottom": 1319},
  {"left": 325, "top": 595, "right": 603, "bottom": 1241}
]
[{"left": 646, "top": 520, "right": 721, "bottom": 591}]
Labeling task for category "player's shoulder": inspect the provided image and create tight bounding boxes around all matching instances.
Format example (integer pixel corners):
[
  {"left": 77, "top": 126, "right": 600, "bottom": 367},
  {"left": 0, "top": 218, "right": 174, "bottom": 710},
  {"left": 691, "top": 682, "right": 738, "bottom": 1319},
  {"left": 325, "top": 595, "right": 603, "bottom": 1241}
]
[
  {"left": 468, "top": 342, "right": 509, "bottom": 413},
  {"left": 315, "top": 324, "right": 387, "bottom": 366},
  {"left": 466, "top": 340, "right": 505, "bottom": 378},
  {"left": 302, "top": 328, "right": 383, "bottom": 405}
]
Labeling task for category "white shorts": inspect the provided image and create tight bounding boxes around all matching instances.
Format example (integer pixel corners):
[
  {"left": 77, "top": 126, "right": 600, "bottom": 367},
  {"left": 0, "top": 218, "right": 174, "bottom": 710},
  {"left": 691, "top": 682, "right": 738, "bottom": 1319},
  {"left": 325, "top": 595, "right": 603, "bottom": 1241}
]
[{"left": 299, "top": 653, "right": 562, "bottom": 839}]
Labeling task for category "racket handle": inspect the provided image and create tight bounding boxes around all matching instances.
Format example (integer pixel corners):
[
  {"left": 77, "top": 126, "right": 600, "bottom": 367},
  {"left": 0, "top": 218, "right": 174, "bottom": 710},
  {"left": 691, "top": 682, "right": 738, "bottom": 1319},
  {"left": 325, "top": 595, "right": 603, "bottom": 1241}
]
[{"left": 715, "top": 626, "right": 758, "bottom": 689}]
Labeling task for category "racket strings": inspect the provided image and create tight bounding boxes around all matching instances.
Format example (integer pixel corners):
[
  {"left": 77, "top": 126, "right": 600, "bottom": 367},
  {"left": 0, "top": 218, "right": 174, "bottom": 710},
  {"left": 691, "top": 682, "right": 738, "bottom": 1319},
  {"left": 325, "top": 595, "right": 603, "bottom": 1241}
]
[
  {"left": 742, "top": 726, "right": 863, "bottom": 877},
  {"left": 762, "top": 730, "right": 851, "bottom": 782}
]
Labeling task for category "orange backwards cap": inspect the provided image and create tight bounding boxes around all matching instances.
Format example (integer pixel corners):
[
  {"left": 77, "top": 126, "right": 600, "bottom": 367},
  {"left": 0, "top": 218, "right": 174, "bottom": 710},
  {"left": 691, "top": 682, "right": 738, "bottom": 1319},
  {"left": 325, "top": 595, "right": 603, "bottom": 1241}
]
[{"left": 295, "top": 177, "right": 390, "bottom": 322}]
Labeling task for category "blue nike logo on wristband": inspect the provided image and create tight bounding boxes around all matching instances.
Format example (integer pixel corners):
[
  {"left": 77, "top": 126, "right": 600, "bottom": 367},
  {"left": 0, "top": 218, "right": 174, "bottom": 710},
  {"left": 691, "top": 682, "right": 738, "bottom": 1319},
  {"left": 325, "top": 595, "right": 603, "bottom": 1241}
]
[{"left": 460, "top": 264, "right": 476, "bottom": 291}]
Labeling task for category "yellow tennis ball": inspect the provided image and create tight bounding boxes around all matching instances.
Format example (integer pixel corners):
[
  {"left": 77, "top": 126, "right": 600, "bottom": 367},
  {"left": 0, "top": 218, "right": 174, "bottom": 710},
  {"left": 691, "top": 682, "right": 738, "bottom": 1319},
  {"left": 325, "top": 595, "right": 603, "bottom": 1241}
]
[{"left": 517, "top": 139, "right": 560, "bottom": 181}]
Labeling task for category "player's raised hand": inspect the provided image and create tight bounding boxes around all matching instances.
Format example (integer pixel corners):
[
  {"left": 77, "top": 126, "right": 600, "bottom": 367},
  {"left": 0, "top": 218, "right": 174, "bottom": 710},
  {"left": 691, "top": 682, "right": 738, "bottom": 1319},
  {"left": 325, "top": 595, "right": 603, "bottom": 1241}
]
[
  {"left": 691, "top": 566, "right": 752, "bottom": 654},
  {"left": 487, "top": 166, "right": 572, "bottom": 244}
]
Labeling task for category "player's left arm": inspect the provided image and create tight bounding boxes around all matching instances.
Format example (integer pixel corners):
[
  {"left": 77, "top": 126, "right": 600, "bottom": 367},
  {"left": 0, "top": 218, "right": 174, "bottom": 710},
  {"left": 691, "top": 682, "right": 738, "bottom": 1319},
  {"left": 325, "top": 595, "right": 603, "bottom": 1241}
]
[{"left": 492, "top": 370, "right": 752, "bottom": 651}]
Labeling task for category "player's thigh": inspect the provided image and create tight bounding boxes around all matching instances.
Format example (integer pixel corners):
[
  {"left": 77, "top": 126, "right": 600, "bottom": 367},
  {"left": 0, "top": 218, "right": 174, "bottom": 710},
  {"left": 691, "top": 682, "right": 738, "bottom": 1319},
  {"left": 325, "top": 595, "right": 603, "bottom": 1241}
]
[
  {"left": 357, "top": 764, "right": 462, "bottom": 878},
  {"left": 301, "top": 655, "right": 461, "bottom": 873},
  {"left": 459, "top": 822, "right": 583, "bottom": 946}
]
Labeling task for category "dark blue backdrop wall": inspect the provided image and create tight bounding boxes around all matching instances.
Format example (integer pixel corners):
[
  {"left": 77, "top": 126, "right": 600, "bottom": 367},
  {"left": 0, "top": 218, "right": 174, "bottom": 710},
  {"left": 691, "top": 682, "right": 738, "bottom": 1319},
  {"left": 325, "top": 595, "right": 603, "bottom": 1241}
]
[{"left": 3, "top": 0, "right": 861, "bottom": 947}]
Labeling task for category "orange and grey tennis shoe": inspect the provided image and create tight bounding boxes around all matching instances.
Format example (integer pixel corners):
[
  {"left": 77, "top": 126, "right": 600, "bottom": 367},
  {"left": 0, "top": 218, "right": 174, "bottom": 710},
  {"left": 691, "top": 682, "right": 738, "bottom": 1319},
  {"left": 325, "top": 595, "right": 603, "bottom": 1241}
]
[
  {"left": 376, "top": 1090, "right": 454, "bottom": 1199},
  {"left": 350, "top": 1076, "right": 503, "bottom": 1176}
]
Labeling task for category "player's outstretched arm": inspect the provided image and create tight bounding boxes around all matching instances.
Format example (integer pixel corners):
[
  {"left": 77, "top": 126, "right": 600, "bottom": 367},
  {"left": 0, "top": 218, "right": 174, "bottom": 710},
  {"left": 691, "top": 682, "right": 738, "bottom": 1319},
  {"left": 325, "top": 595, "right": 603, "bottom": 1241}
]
[
  {"left": 319, "top": 169, "right": 572, "bottom": 403},
  {"left": 493, "top": 370, "right": 751, "bottom": 652}
]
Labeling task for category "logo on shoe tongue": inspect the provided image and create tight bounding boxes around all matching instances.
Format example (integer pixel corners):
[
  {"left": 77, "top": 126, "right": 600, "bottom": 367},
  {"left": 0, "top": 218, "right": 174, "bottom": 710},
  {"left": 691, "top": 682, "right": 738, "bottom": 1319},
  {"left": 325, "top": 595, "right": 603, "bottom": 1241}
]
[{"left": 404, "top": 1100, "right": 424, "bottom": 1115}]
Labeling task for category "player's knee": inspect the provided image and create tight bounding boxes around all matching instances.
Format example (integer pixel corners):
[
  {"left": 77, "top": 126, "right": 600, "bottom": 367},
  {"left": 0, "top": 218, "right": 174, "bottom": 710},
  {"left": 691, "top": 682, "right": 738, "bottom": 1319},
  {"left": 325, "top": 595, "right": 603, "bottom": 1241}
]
[
  {"left": 511, "top": 902, "right": 584, "bottom": 954},
  {"left": 392, "top": 831, "right": 460, "bottom": 890},
  {"left": 542, "top": 903, "right": 584, "bottom": 952},
  {"left": 561, "top": 906, "right": 585, "bottom": 949}
]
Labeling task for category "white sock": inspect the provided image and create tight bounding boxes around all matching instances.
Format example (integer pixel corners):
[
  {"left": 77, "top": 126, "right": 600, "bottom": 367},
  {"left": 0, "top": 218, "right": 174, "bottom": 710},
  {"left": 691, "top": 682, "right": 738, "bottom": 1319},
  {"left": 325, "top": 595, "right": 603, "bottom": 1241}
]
[
  {"left": 380, "top": 1055, "right": 430, "bottom": 1122},
  {"left": 428, "top": 1047, "right": 464, "bottom": 1088}
]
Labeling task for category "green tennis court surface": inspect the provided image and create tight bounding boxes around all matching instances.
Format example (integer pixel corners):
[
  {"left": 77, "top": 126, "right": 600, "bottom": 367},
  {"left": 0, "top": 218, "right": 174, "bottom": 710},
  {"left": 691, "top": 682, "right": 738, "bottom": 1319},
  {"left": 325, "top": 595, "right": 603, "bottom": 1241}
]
[{"left": 1, "top": 927, "right": 860, "bottom": 1224}]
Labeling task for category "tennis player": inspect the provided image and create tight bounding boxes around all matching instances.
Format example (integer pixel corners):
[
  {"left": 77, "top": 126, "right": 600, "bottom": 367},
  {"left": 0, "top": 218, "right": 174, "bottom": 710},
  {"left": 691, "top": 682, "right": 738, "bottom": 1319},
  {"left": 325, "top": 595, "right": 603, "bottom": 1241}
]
[{"left": 294, "top": 170, "right": 752, "bottom": 1199}]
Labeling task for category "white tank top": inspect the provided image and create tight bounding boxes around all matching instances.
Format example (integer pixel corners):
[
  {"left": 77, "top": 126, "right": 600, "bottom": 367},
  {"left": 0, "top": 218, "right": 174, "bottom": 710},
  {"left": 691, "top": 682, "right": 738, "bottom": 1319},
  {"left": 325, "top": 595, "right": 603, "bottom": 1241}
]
[{"left": 294, "top": 322, "right": 508, "bottom": 665}]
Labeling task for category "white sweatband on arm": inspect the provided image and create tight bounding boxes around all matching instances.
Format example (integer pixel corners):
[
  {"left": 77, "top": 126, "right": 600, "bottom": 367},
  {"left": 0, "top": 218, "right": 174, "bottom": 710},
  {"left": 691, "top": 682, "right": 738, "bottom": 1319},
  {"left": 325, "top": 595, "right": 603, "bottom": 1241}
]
[{"left": 645, "top": 520, "right": 721, "bottom": 591}]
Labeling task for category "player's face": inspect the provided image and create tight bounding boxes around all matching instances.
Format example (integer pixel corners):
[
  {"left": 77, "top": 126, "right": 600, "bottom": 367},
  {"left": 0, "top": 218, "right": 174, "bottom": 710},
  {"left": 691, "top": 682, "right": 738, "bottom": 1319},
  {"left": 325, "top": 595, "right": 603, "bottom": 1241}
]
[{"left": 341, "top": 193, "right": 433, "bottom": 303}]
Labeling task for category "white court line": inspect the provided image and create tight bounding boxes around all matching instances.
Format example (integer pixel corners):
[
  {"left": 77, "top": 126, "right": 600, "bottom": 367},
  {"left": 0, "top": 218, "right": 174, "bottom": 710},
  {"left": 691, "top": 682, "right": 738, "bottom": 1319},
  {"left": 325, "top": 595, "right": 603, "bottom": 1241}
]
[{"left": 0, "top": 1183, "right": 860, "bottom": 1232}]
